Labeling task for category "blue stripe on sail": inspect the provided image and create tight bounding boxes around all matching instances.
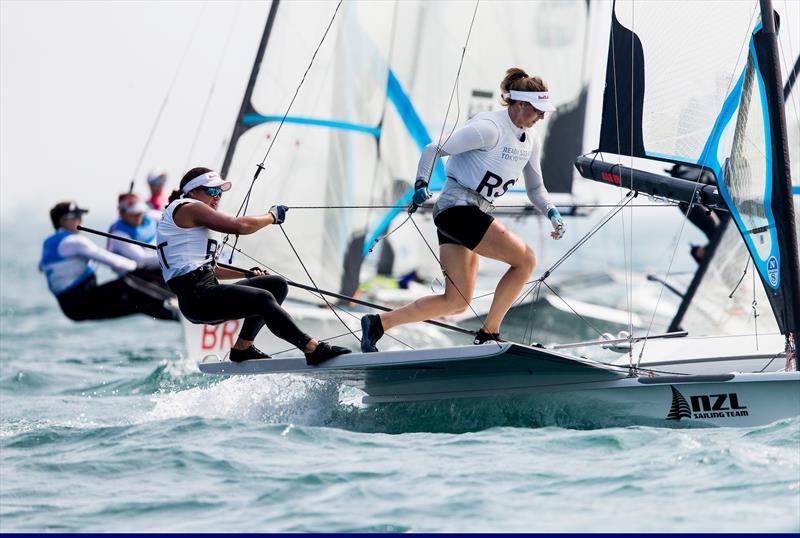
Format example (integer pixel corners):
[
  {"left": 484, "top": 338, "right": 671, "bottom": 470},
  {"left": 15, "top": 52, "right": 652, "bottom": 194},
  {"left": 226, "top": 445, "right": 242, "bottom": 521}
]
[
  {"left": 699, "top": 36, "right": 781, "bottom": 289},
  {"left": 362, "top": 69, "right": 447, "bottom": 256},
  {"left": 793, "top": 186, "right": 800, "bottom": 195},
  {"left": 242, "top": 114, "right": 381, "bottom": 137}
]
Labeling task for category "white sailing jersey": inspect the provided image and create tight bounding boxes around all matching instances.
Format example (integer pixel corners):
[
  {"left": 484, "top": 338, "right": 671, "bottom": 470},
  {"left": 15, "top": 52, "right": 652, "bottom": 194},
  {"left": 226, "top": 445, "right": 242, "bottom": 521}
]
[
  {"left": 416, "top": 109, "right": 555, "bottom": 217},
  {"left": 445, "top": 110, "right": 533, "bottom": 201},
  {"left": 156, "top": 198, "right": 220, "bottom": 282}
]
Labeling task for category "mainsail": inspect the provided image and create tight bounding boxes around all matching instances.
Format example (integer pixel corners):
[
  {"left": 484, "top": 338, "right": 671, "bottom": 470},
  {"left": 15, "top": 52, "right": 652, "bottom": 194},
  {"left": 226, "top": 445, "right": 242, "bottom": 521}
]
[
  {"left": 217, "top": 0, "right": 607, "bottom": 298},
  {"left": 578, "top": 0, "right": 800, "bottom": 338}
]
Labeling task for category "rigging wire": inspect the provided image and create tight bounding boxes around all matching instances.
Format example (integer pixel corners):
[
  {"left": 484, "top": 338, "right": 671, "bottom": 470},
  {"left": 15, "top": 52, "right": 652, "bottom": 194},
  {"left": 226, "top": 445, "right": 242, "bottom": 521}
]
[
  {"left": 221, "top": 0, "right": 344, "bottom": 259},
  {"left": 368, "top": 0, "right": 481, "bottom": 254},
  {"left": 626, "top": 0, "right": 636, "bottom": 367},
  {"left": 364, "top": 0, "right": 496, "bottom": 343},
  {"left": 728, "top": 256, "right": 751, "bottom": 298},
  {"left": 285, "top": 202, "right": 679, "bottom": 210},
  {"left": 636, "top": 3, "right": 761, "bottom": 366},
  {"left": 606, "top": 0, "right": 636, "bottom": 364},
  {"left": 128, "top": 4, "right": 207, "bottom": 192},
  {"left": 277, "top": 225, "right": 362, "bottom": 345},
  {"left": 408, "top": 215, "right": 500, "bottom": 347},
  {"left": 218, "top": 233, "right": 416, "bottom": 351},
  {"left": 363, "top": 0, "right": 400, "bottom": 242},
  {"left": 752, "top": 256, "right": 760, "bottom": 350},
  {"left": 540, "top": 281, "right": 606, "bottom": 340}
]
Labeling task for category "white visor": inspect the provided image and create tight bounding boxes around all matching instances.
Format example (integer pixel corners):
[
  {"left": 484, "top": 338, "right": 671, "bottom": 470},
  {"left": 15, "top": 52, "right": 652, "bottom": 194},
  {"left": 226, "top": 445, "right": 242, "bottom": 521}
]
[
  {"left": 182, "top": 171, "right": 232, "bottom": 193},
  {"left": 119, "top": 198, "right": 149, "bottom": 214},
  {"left": 505, "top": 90, "right": 556, "bottom": 112}
]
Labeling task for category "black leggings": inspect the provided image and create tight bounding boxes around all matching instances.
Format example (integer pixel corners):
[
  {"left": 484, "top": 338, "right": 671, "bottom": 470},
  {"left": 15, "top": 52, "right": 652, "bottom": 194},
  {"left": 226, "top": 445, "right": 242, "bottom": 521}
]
[
  {"left": 57, "top": 274, "right": 178, "bottom": 321},
  {"left": 170, "top": 268, "right": 311, "bottom": 350}
]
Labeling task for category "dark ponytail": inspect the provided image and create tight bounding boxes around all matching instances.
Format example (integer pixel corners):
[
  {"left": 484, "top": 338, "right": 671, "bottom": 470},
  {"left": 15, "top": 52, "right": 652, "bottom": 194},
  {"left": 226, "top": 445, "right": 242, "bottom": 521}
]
[{"left": 168, "top": 167, "right": 213, "bottom": 204}]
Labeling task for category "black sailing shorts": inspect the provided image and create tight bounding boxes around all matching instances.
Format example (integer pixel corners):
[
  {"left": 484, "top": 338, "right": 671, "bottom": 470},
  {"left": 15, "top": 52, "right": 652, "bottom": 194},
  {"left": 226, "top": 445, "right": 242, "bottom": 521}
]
[{"left": 434, "top": 205, "right": 495, "bottom": 251}]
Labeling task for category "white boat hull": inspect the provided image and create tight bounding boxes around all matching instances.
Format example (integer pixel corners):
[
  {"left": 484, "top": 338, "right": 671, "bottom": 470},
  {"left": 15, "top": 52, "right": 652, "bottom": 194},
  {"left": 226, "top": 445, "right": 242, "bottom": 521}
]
[{"left": 199, "top": 343, "right": 799, "bottom": 427}]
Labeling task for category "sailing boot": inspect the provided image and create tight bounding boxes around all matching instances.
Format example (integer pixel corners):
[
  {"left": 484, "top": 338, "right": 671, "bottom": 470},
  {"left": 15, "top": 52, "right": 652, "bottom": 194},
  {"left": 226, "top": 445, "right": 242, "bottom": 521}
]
[
  {"left": 473, "top": 329, "right": 504, "bottom": 345},
  {"left": 360, "top": 314, "right": 384, "bottom": 353},
  {"left": 230, "top": 345, "right": 271, "bottom": 362},
  {"left": 306, "top": 341, "right": 351, "bottom": 366}
]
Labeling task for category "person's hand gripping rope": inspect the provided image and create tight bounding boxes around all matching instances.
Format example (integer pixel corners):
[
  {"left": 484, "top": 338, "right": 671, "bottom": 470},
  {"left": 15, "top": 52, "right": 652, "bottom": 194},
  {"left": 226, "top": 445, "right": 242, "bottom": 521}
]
[{"left": 409, "top": 179, "right": 432, "bottom": 215}]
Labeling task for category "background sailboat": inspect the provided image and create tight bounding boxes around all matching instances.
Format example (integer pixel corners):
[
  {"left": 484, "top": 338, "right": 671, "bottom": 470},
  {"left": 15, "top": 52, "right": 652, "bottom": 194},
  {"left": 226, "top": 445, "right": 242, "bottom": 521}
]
[{"left": 182, "top": 0, "right": 634, "bottom": 359}]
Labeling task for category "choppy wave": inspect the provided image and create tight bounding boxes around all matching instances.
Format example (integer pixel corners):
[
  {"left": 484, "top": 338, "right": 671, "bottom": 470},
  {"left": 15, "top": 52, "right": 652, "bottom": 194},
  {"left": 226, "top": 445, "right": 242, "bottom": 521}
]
[{"left": 2, "top": 223, "right": 798, "bottom": 532}]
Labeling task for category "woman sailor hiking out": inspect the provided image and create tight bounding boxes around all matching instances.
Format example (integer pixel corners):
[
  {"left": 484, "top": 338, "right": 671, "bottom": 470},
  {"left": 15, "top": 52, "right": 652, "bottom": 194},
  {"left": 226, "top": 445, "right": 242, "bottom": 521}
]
[
  {"left": 360, "top": 68, "right": 566, "bottom": 352},
  {"left": 156, "top": 167, "right": 350, "bottom": 365}
]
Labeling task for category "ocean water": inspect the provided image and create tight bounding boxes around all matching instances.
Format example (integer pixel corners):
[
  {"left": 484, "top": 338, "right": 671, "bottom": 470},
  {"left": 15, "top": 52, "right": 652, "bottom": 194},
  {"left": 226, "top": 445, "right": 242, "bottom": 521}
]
[{"left": 1, "top": 220, "right": 799, "bottom": 533}]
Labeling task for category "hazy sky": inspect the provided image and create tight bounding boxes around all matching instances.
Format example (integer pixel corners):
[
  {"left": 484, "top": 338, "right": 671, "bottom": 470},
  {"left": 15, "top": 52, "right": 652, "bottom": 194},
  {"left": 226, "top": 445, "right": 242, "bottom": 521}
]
[
  {"left": 1, "top": 0, "right": 268, "bottom": 222},
  {"left": 2, "top": 0, "right": 798, "bottom": 226}
]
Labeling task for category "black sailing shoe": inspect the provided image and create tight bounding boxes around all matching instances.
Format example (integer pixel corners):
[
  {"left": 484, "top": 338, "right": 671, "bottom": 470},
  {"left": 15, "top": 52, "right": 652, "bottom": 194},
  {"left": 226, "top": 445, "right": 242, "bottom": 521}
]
[
  {"left": 360, "top": 314, "right": 384, "bottom": 353},
  {"left": 229, "top": 345, "right": 271, "bottom": 363},
  {"left": 473, "top": 329, "right": 504, "bottom": 345},
  {"left": 306, "top": 342, "right": 351, "bottom": 366}
]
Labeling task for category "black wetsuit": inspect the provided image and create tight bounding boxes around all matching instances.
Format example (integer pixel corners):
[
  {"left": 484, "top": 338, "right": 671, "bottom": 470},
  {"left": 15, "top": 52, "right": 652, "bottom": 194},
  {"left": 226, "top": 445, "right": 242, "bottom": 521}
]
[
  {"left": 57, "top": 273, "right": 178, "bottom": 321},
  {"left": 166, "top": 265, "right": 311, "bottom": 349}
]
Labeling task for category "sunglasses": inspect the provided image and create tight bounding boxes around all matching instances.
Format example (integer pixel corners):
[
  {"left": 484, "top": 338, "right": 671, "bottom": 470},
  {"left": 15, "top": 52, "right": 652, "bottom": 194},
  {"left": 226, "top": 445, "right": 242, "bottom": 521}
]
[{"left": 199, "top": 186, "right": 224, "bottom": 198}]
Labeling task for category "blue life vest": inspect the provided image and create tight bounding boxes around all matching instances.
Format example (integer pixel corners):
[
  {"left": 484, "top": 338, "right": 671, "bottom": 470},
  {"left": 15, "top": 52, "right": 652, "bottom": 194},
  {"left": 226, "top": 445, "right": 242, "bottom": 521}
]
[
  {"left": 39, "top": 231, "right": 95, "bottom": 295},
  {"left": 108, "top": 214, "right": 157, "bottom": 245}
]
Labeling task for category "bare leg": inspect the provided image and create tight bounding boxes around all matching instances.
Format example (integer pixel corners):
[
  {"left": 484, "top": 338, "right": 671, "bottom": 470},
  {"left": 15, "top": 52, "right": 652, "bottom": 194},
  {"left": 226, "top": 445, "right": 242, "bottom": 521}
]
[
  {"left": 380, "top": 244, "right": 479, "bottom": 331},
  {"left": 472, "top": 220, "right": 536, "bottom": 333}
]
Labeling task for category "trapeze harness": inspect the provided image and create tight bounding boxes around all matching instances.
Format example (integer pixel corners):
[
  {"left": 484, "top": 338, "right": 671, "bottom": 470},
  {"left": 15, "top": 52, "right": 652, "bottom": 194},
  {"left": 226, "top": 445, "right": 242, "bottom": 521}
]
[
  {"left": 156, "top": 198, "right": 312, "bottom": 349},
  {"left": 416, "top": 109, "right": 556, "bottom": 250},
  {"left": 39, "top": 230, "right": 177, "bottom": 321}
]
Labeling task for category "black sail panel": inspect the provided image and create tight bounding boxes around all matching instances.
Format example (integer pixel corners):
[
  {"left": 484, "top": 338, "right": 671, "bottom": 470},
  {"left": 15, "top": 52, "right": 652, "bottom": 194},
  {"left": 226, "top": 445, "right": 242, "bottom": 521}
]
[{"left": 597, "top": 11, "right": 645, "bottom": 157}]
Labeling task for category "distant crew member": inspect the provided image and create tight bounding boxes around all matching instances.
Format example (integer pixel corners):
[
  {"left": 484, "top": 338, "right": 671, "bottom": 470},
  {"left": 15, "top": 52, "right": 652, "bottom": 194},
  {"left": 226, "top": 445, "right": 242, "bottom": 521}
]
[
  {"left": 156, "top": 167, "right": 351, "bottom": 364},
  {"left": 361, "top": 67, "right": 566, "bottom": 352},
  {"left": 146, "top": 170, "right": 169, "bottom": 211},
  {"left": 39, "top": 201, "right": 178, "bottom": 321},
  {"left": 108, "top": 193, "right": 160, "bottom": 271}
]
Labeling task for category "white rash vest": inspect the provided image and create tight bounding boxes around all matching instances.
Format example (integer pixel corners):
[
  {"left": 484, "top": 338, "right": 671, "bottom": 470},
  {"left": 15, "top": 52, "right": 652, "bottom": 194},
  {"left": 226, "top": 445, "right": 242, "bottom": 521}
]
[
  {"left": 415, "top": 109, "right": 555, "bottom": 215},
  {"left": 156, "top": 198, "right": 221, "bottom": 282}
]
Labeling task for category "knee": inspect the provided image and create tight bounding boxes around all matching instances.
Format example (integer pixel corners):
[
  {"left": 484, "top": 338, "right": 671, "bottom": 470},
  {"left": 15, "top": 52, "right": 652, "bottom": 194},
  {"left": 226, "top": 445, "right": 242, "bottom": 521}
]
[
  {"left": 257, "top": 290, "right": 279, "bottom": 310},
  {"left": 271, "top": 277, "right": 289, "bottom": 304},
  {"left": 444, "top": 293, "right": 471, "bottom": 316},
  {"left": 517, "top": 246, "right": 536, "bottom": 275}
]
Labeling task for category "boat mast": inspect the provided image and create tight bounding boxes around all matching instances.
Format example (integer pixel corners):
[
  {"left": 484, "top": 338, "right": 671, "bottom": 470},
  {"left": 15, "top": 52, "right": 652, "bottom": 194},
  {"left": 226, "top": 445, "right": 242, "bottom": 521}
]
[
  {"left": 220, "top": 0, "right": 281, "bottom": 178},
  {"left": 758, "top": 0, "right": 800, "bottom": 367}
]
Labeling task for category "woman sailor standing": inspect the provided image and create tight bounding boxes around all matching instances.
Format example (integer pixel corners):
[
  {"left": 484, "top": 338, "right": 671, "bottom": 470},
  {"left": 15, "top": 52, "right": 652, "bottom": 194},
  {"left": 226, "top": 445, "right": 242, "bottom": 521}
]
[
  {"left": 361, "top": 68, "right": 566, "bottom": 352},
  {"left": 157, "top": 167, "right": 350, "bottom": 364}
]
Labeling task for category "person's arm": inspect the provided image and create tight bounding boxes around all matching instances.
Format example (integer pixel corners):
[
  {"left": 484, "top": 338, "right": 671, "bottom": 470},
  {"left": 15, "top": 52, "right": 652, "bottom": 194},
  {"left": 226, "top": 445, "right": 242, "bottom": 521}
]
[
  {"left": 60, "top": 234, "right": 138, "bottom": 274},
  {"left": 522, "top": 133, "right": 556, "bottom": 216},
  {"left": 214, "top": 265, "right": 268, "bottom": 280},
  {"left": 414, "top": 120, "right": 500, "bottom": 183},
  {"left": 108, "top": 232, "right": 160, "bottom": 269},
  {"left": 174, "top": 203, "right": 277, "bottom": 234},
  {"left": 523, "top": 134, "right": 565, "bottom": 240}
]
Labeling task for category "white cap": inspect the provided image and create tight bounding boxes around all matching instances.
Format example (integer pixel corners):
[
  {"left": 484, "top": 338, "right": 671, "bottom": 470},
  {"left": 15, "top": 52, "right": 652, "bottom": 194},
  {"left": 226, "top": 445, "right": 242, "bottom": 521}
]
[
  {"left": 118, "top": 195, "right": 149, "bottom": 214},
  {"left": 505, "top": 90, "right": 556, "bottom": 112},
  {"left": 181, "top": 171, "right": 232, "bottom": 193},
  {"left": 147, "top": 171, "right": 168, "bottom": 185}
]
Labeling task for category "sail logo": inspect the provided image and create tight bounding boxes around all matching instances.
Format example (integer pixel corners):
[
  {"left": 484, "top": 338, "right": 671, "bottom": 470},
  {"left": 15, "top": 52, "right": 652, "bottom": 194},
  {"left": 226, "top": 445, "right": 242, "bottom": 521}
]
[
  {"left": 767, "top": 256, "right": 778, "bottom": 286},
  {"left": 667, "top": 386, "right": 749, "bottom": 420}
]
